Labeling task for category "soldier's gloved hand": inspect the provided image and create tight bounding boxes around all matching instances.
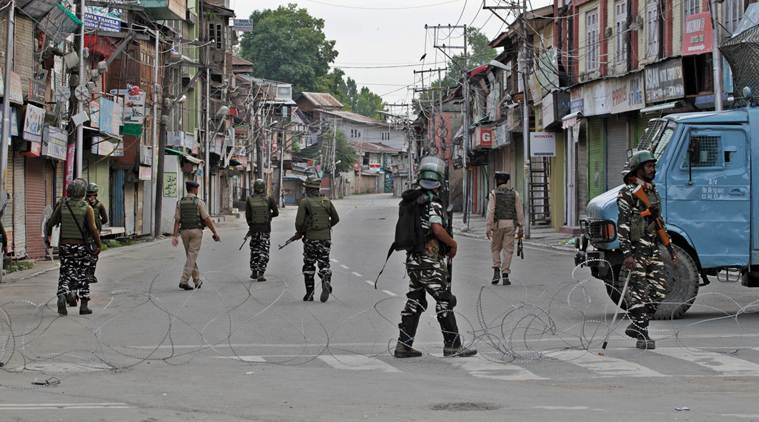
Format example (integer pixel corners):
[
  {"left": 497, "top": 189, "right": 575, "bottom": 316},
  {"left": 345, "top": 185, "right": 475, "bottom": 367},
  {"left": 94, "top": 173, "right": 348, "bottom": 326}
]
[{"left": 623, "top": 256, "right": 636, "bottom": 270}]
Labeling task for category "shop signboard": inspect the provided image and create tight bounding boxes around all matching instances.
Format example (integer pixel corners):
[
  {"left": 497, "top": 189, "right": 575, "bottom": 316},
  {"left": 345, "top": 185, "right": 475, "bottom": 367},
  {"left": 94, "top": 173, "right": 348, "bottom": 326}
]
[
  {"left": 22, "top": 104, "right": 45, "bottom": 142},
  {"left": 530, "top": 132, "right": 556, "bottom": 157},
  {"left": 683, "top": 12, "right": 713, "bottom": 56},
  {"left": 645, "top": 59, "right": 685, "bottom": 103},
  {"left": 42, "top": 126, "right": 68, "bottom": 160}
]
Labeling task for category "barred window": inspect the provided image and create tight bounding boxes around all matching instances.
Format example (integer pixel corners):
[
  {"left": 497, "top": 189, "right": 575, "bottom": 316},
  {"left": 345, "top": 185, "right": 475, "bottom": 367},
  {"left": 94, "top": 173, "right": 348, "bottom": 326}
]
[{"left": 684, "top": 135, "right": 722, "bottom": 168}]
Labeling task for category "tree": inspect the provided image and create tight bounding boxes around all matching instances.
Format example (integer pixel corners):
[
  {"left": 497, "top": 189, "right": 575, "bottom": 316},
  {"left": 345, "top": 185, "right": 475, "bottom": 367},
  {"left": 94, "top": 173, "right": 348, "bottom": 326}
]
[
  {"left": 294, "top": 129, "right": 356, "bottom": 174},
  {"left": 317, "top": 69, "right": 384, "bottom": 119},
  {"left": 240, "top": 4, "right": 338, "bottom": 92},
  {"left": 333, "top": 131, "right": 357, "bottom": 173}
]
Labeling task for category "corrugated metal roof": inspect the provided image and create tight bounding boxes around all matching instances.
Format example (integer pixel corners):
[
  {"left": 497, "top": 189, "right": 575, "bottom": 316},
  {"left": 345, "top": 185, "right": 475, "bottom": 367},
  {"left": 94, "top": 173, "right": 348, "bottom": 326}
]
[
  {"left": 300, "top": 92, "right": 344, "bottom": 109},
  {"left": 319, "top": 109, "right": 385, "bottom": 126}
]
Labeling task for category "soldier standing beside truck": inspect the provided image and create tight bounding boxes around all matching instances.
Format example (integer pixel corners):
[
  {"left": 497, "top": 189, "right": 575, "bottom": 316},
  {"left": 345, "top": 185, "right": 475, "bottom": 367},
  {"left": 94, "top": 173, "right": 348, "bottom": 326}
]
[{"left": 617, "top": 150, "right": 672, "bottom": 350}]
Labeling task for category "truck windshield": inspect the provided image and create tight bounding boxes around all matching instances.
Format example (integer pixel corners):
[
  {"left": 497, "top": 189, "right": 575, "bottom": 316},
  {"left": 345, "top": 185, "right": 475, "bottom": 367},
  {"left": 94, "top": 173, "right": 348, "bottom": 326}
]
[{"left": 652, "top": 122, "right": 677, "bottom": 160}]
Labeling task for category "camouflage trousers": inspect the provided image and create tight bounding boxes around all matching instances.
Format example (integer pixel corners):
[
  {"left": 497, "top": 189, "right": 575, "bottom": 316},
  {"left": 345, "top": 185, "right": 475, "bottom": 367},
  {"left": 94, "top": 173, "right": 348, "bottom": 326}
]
[
  {"left": 57, "top": 243, "right": 94, "bottom": 300},
  {"left": 249, "top": 232, "right": 271, "bottom": 274},
  {"left": 399, "top": 254, "right": 461, "bottom": 347},
  {"left": 621, "top": 249, "right": 667, "bottom": 324},
  {"left": 302, "top": 239, "right": 332, "bottom": 280},
  {"left": 86, "top": 253, "right": 99, "bottom": 284}
]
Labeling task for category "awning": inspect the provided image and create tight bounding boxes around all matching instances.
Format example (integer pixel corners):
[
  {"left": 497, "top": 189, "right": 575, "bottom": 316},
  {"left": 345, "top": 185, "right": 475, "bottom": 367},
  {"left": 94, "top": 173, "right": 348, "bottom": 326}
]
[
  {"left": 640, "top": 101, "right": 680, "bottom": 114},
  {"left": 165, "top": 148, "right": 204, "bottom": 165},
  {"left": 561, "top": 111, "right": 583, "bottom": 129}
]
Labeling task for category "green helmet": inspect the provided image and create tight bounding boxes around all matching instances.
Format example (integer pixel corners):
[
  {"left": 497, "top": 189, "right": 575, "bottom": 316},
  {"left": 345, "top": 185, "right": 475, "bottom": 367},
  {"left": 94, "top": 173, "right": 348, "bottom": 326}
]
[
  {"left": 253, "top": 179, "right": 265, "bottom": 194},
  {"left": 624, "top": 150, "right": 656, "bottom": 177},
  {"left": 304, "top": 176, "right": 321, "bottom": 189},
  {"left": 67, "top": 179, "right": 87, "bottom": 199},
  {"left": 87, "top": 183, "right": 99, "bottom": 194},
  {"left": 418, "top": 156, "right": 446, "bottom": 190}
]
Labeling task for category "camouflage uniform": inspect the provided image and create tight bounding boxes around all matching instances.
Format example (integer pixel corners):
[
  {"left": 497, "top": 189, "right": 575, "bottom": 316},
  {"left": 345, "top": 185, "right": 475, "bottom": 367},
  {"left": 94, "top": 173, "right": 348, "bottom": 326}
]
[
  {"left": 398, "top": 192, "right": 464, "bottom": 351},
  {"left": 246, "top": 194, "right": 278, "bottom": 278},
  {"left": 58, "top": 243, "right": 94, "bottom": 299},
  {"left": 86, "top": 198, "right": 108, "bottom": 284},
  {"left": 296, "top": 192, "right": 339, "bottom": 302},
  {"left": 250, "top": 232, "right": 272, "bottom": 275},
  {"left": 302, "top": 239, "right": 332, "bottom": 283},
  {"left": 617, "top": 180, "right": 668, "bottom": 327}
]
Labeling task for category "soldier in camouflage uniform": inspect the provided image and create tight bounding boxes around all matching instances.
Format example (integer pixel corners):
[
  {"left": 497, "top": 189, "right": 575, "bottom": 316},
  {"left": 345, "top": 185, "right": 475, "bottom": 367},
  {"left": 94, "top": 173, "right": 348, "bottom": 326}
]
[
  {"left": 394, "top": 157, "right": 477, "bottom": 358},
  {"left": 85, "top": 183, "right": 108, "bottom": 284},
  {"left": 246, "top": 179, "right": 279, "bottom": 281},
  {"left": 295, "top": 177, "right": 339, "bottom": 302},
  {"left": 45, "top": 179, "right": 103, "bottom": 316},
  {"left": 617, "top": 150, "right": 669, "bottom": 350}
]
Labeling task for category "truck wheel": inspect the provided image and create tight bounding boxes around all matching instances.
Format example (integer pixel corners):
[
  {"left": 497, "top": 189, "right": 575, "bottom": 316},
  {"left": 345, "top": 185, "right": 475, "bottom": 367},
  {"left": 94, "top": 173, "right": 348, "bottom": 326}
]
[
  {"left": 603, "top": 244, "right": 699, "bottom": 320},
  {"left": 654, "top": 243, "right": 699, "bottom": 320}
]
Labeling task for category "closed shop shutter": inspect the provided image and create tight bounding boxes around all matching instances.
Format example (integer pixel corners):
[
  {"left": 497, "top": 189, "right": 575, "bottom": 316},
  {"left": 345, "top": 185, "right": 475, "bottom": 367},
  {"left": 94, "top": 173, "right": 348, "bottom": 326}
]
[
  {"left": 606, "top": 117, "right": 629, "bottom": 190},
  {"left": 55, "top": 161, "right": 65, "bottom": 200},
  {"left": 577, "top": 126, "right": 589, "bottom": 216},
  {"left": 25, "top": 158, "right": 46, "bottom": 259},
  {"left": 587, "top": 118, "right": 605, "bottom": 199},
  {"left": 111, "top": 169, "right": 125, "bottom": 227},
  {"left": 125, "top": 182, "right": 135, "bottom": 235},
  {"left": 13, "top": 154, "right": 25, "bottom": 257},
  {"left": 2, "top": 155, "right": 13, "bottom": 250}
]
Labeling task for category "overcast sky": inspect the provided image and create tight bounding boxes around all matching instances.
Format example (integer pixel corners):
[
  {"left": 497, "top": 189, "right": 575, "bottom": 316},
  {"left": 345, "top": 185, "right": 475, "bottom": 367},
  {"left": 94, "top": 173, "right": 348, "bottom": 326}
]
[{"left": 230, "top": 0, "right": 552, "bottom": 109}]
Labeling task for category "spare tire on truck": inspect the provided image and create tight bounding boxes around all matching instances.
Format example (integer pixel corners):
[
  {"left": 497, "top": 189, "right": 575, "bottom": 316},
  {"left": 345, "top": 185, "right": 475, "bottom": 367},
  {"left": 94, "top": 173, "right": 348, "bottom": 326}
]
[{"left": 603, "top": 243, "right": 699, "bottom": 320}]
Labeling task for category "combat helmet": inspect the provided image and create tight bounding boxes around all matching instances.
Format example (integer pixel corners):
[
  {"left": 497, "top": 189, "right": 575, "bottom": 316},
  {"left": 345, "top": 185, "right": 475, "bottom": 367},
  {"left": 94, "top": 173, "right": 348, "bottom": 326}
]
[
  {"left": 253, "top": 179, "right": 265, "bottom": 194},
  {"left": 623, "top": 150, "right": 656, "bottom": 178},
  {"left": 304, "top": 176, "right": 321, "bottom": 190},
  {"left": 87, "top": 183, "right": 99, "bottom": 194},
  {"left": 418, "top": 156, "right": 446, "bottom": 190}
]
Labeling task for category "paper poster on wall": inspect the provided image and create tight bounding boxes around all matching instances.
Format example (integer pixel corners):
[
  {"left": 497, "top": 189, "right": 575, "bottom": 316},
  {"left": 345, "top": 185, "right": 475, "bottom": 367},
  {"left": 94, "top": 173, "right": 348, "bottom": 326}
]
[{"left": 164, "top": 172, "right": 177, "bottom": 198}]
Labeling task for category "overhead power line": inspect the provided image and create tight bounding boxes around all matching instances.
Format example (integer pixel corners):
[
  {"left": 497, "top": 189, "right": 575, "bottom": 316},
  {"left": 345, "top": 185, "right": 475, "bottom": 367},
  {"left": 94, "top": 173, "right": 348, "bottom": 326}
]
[{"left": 302, "top": 0, "right": 463, "bottom": 10}]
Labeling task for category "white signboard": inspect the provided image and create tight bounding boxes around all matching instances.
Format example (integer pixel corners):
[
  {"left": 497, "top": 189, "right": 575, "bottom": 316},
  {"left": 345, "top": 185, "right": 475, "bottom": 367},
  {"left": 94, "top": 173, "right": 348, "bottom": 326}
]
[
  {"left": 123, "top": 92, "right": 146, "bottom": 124},
  {"left": 22, "top": 104, "right": 45, "bottom": 142},
  {"left": 530, "top": 132, "right": 556, "bottom": 157}
]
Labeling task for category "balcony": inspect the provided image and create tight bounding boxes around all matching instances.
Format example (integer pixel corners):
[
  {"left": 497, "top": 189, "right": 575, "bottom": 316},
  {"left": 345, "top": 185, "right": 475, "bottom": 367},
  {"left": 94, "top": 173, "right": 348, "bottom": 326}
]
[{"left": 141, "top": 0, "right": 187, "bottom": 21}]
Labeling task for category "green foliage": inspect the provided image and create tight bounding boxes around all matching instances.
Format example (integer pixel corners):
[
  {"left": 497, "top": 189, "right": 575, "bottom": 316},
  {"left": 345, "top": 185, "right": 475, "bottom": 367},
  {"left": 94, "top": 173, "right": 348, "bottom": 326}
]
[
  {"left": 240, "top": 4, "right": 339, "bottom": 92},
  {"left": 317, "top": 69, "right": 384, "bottom": 119},
  {"left": 4, "top": 260, "right": 34, "bottom": 273},
  {"left": 334, "top": 131, "right": 357, "bottom": 173}
]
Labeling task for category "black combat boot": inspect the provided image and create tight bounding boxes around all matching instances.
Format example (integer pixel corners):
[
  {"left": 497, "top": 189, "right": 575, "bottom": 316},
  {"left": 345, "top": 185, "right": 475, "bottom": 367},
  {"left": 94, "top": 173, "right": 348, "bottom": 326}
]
[
  {"left": 394, "top": 315, "right": 422, "bottom": 358},
  {"left": 257, "top": 273, "right": 267, "bottom": 282},
  {"left": 303, "top": 276, "right": 315, "bottom": 301},
  {"left": 79, "top": 298, "right": 93, "bottom": 315},
  {"left": 320, "top": 274, "right": 332, "bottom": 303},
  {"left": 501, "top": 272, "right": 511, "bottom": 286},
  {"left": 625, "top": 317, "right": 655, "bottom": 350},
  {"left": 66, "top": 291, "right": 78, "bottom": 307},
  {"left": 250, "top": 271, "right": 258, "bottom": 280},
  {"left": 57, "top": 294, "right": 68, "bottom": 316},
  {"left": 439, "top": 313, "right": 477, "bottom": 357},
  {"left": 491, "top": 268, "right": 500, "bottom": 285}
]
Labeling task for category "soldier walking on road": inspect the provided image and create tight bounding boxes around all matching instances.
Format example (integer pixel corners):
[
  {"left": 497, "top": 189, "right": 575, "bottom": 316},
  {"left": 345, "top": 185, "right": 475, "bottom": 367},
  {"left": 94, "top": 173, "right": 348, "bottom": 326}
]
[
  {"left": 295, "top": 176, "right": 339, "bottom": 302},
  {"left": 45, "top": 179, "right": 103, "bottom": 316},
  {"left": 246, "top": 179, "right": 279, "bottom": 281},
  {"left": 171, "top": 181, "right": 221, "bottom": 290},
  {"left": 486, "top": 172, "right": 524, "bottom": 285},
  {"left": 86, "top": 183, "right": 108, "bottom": 284},
  {"left": 617, "top": 150, "right": 669, "bottom": 350},
  {"left": 394, "top": 157, "right": 476, "bottom": 358}
]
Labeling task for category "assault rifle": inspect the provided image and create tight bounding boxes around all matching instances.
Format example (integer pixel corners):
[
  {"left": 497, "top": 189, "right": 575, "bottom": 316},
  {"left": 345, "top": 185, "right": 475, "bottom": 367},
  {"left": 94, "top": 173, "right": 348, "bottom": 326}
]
[
  {"left": 631, "top": 184, "right": 676, "bottom": 259},
  {"left": 239, "top": 231, "right": 251, "bottom": 251},
  {"left": 279, "top": 233, "right": 303, "bottom": 250},
  {"left": 442, "top": 168, "right": 454, "bottom": 284},
  {"left": 517, "top": 238, "right": 524, "bottom": 260}
]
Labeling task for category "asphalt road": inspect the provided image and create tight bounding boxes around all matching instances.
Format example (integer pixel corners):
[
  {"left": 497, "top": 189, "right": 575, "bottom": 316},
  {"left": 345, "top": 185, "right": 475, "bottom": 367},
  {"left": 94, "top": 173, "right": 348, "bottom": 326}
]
[{"left": 1, "top": 193, "right": 759, "bottom": 421}]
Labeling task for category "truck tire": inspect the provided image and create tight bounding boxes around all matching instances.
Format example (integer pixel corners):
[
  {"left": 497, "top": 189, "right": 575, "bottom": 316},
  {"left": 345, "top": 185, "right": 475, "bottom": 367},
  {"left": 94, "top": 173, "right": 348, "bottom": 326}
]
[
  {"left": 654, "top": 243, "right": 699, "bottom": 320},
  {"left": 602, "top": 244, "right": 699, "bottom": 320}
]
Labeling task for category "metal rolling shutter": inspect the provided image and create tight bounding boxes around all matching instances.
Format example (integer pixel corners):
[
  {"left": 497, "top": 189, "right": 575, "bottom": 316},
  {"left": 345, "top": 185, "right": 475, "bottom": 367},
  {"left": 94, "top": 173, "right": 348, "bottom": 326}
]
[
  {"left": 13, "top": 154, "right": 25, "bottom": 257},
  {"left": 25, "top": 158, "right": 46, "bottom": 259},
  {"left": 577, "top": 127, "right": 589, "bottom": 216},
  {"left": 606, "top": 117, "right": 629, "bottom": 190},
  {"left": 587, "top": 119, "right": 605, "bottom": 199}
]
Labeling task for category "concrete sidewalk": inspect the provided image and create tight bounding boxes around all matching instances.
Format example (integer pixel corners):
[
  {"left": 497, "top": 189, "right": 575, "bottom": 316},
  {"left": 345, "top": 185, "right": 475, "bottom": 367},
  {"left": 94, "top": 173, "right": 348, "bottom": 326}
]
[{"left": 453, "top": 213, "right": 577, "bottom": 252}]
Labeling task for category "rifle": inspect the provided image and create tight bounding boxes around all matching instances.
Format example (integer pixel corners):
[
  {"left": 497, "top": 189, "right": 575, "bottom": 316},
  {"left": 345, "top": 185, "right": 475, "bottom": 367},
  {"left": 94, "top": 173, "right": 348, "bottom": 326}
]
[
  {"left": 279, "top": 233, "right": 302, "bottom": 250},
  {"left": 517, "top": 238, "right": 524, "bottom": 259},
  {"left": 442, "top": 168, "right": 453, "bottom": 284},
  {"left": 239, "top": 231, "right": 251, "bottom": 251},
  {"left": 631, "top": 184, "right": 675, "bottom": 259}
]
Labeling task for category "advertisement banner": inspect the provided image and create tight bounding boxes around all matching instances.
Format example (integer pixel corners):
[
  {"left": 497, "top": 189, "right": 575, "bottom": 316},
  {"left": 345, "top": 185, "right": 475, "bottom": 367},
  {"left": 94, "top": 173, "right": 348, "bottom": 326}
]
[
  {"left": 22, "top": 104, "right": 45, "bottom": 142},
  {"left": 611, "top": 72, "right": 645, "bottom": 114},
  {"left": 123, "top": 90, "right": 146, "bottom": 124},
  {"left": 645, "top": 59, "right": 685, "bottom": 103},
  {"left": 530, "top": 132, "right": 556, "bottom": 157},
  {"left": 683, "top": 12, "right": 713, "bottom": 56}
]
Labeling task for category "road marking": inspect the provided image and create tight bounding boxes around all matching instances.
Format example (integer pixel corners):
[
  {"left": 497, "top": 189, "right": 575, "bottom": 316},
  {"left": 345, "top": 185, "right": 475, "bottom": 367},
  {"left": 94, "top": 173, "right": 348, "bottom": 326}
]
[
  {"left": 352, "top": 271, "right": 363, "bottom": 277},
  {"left": 0, "top": 403, "right": 130, "bottom": 410},
  {"left": 652, "top": 348, "right": 759, "bottom": 376},
  {"left": 382, "top": 290, "right": 398, "bottom": 297},
  {"left": 721, "top": 414, "right": 759, "bottom": 419},
  {"left": 448, "top": 357, "right": 546, "bottom": 381},
  {"left": 340, "top": 264, "right": 350, "bottom": 270},
  {"left": 215, "top": 356, "right": 266, "bottom": 363},
  {"left": 318, "top": 355, "right": 400, "bottom": 373},
  {"left": 364, "top": 280, "right": 374, "bottom": 286},
  {"left": 545, "top": 350, "right": 665, "bottom": 378},
  {"left": 21, "top": 362, "right": 111, "bottom": 373}
]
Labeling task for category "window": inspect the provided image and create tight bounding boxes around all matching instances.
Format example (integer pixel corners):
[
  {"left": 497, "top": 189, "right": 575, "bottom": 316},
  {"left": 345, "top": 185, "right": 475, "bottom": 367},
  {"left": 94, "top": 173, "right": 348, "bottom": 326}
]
[
  {"left": 216, "top": 24, "right": 223, "bottom": 49},
  {"left": 586, "top": 9, "right": 599, "bottom": 72},
  {"left": 684, "top": 0, "right": 700, "bottom": 17},
  {"left": 615, "top": 0, "right": 628, "bottom": 65},
  {"left": 646, "top": 0, "right": 660, "bottom": 59},
  {"left": 723, "top": 0, "right": 746, "bottom": 36},
  {"left": 682, "top": 135, "right": 722, "bottom": 168}
]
